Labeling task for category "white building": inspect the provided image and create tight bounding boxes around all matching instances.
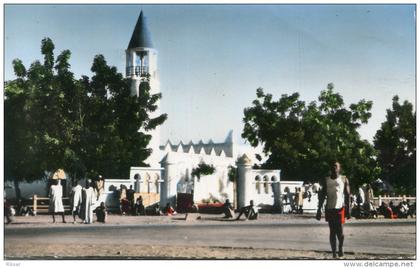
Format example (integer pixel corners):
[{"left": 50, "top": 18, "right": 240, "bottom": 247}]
[
  {"left": 7, "top": 11, "right": 320, "bottom": 214},
  {"left": 97, "top": 11, "right": 284, "bottom": 211}
]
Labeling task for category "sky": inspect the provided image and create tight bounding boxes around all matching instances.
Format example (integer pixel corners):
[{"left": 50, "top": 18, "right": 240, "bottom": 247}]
[{"left": 5, "top": 4, "right": 416, "bottom": 146}]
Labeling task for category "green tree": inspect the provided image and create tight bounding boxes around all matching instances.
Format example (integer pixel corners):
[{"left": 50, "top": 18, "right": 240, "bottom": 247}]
[
  {"left": 242, "top": 83, "right": 379, "bottom": 188},
  {"left": 80, "top": 55, "right": 167, "bottom": 178},
  {"left": 5, "top": 38, "right": 167, "bottom": 196},
  {"left": 4, "top": 59, "right": 45, "bottom": 200},
  {"left": 374, "top": 96, "right": 416, "bottom": 195}
]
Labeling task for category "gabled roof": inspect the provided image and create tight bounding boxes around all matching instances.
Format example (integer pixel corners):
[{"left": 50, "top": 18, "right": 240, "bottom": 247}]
[{"left": 127, "top": 11, "right": 153, "bottom": 49}]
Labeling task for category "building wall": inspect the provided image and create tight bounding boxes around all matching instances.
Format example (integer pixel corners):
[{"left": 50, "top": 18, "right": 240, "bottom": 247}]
[{"left": 160, "top": 150, "right": 235, "bottom": 207}]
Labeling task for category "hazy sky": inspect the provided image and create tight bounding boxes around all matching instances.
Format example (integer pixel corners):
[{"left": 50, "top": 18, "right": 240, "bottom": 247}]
[{"left": 5, "top": 4, "right": 416, "bottom": 145}]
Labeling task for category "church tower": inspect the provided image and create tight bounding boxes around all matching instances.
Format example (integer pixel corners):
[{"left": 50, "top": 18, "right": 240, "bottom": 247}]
[{"left": 126, "top": 11, "right": 161, "bottom": 167}]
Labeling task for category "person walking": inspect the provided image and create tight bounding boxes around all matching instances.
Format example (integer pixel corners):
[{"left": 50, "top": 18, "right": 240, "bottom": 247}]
[
  {"left": 316, "top": 161, "right": 351, "bottom": 258},
  {"left": 49, "top": 179, "right": 66, "bottom": 223}
]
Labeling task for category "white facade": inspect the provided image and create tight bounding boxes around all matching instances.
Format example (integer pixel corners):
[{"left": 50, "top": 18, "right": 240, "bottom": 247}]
[{"left": 159, "top": 143, "right": 236, "bottom": 207}]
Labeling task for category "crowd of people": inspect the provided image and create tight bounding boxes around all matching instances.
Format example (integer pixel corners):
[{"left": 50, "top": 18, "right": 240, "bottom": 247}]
[
  {"left": 64, "top": 177, "right": 106, "bottom": 224},
  {"left": 349, "top": 184, "right": 416, "bottom": 220},
  {"left": 4, "top": 175, "right": 416, "bottom": 225}
]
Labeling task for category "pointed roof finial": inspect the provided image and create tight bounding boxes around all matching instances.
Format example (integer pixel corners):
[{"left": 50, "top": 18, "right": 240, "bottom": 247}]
[
  {"left": 128, "top": 10, "right": 153, "bottom": 49},
  {"left": 225, "top": 129, "right": 234, "bottom": 144}
]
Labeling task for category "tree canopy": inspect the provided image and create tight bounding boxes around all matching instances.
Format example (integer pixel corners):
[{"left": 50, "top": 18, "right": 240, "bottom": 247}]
[
  {"left": 242, "top": 83, "right": 379, "bottom": 188},
  {"left": 5, "top": 38, "right": 167, "bottom": 198},
  {"left": 374, "top": 96, "right": 416, "bottom": 195}
]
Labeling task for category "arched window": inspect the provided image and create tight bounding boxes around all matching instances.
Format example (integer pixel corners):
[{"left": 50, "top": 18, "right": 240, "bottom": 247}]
[
  {"left": 263, "top": 176, "right": 269, "bottom": 194},
  {"left": 155, "top": 173, "right": 160, "bottom": 194},
  {"left": 145, "top": 173, "right": 151, "bottom": 193},
  {"left": 255, "top": 176, "right": 261, "bottom": 194}
]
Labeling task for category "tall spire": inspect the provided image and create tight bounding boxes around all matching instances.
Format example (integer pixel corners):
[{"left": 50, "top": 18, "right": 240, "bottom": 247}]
[{"left": 127, "top": 10, "right": 153, "bottom": 49}]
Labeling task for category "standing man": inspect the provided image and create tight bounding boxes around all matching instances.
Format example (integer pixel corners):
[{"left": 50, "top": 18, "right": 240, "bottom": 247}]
[
  {"left": 83, "top": 180, "right": 97, "bottom": 224},
  {"left": 70, "top": 180, "right": 83, "bottom": 224},
  {"left": 49, "top": 179, "right": 66, "bottom": 223},
  {"left": 316, "top": 161, "right": 351, "bottom": 258}
]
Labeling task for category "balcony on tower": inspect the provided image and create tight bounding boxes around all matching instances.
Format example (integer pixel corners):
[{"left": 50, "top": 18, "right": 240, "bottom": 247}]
[
  {"left": 126, "top": 50, "right": 150, "bottom": 79},
  {"left": 126, "top": 65, "right": 149, "bottom": 78}
]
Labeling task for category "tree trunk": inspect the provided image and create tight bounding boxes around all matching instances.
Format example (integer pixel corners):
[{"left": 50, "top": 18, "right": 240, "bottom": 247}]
[{"left": 13, "top": 177, "right": 22, "bottom": 202}]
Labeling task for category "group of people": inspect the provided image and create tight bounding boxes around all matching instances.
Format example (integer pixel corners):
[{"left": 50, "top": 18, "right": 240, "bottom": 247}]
[
  {"left": 222, "top": 199, "right": 259, "bottom": 220},
  {"left": 378, "top": 200, "right": 415, "bottom": 219},
  {"left": 116, "top": 184, "right": 166, "bottom": 216},
  {"left": 283, "top": 186, "right": 305, "bottom": 214},
  {"left": 349, "top": 183, "right": 416, "bottom": 220},
  {"left": 48, "top": 176, "right": 106, "bottom": 224}
]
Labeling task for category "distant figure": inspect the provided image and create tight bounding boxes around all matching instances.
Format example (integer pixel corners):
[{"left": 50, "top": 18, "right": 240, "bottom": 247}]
[
  {"left": 407, "top": 200, "right": 415, "bottom": 218},
  {"left": 95, "top": 202, "right": 107, "bottom": 223},
  {"left": 4, "top": 196, "right": 13, "bottom": 224},
  {"left": 17, "top": 199, "right": 34, "bottom": 216},
  {"left": 134, "top": 196, "right": 145, "bottom": 216},
  {"left": 398, "top": 201, "right": 409, "bottom": 218},
  {"left": 379, "top": 201, "right": 393, "bottom": 219},
  {"left": 357, "top": 186, "right": 365, "bottom": 207},
  {"left": 284, "top": 187, "right": 295, "bottom": 213},
  {"left": 70, "top": 180, "right": 83, "bottom": 223},
  {"left": 83, "top": 180, "right": 97, "bottom": 224},
  {"left": 365, "top": 184, "right": 374, "bottom": 205},
  {"left": 127, "top": 185, "right": 135, "bottom": 202},
  {"left": 222, "top": 199, "right": 235, "bottom": 219},
  {"left": 295, "top": 187, "right": 304, "bottom": 214},
  {"left": 316, "top": 161, "right": 351, "bottom": 259},
  {"left": 49, "top": 180, "right": 66, "bottom": 223},
  {"left": 164, "top": 202, "right": 176, "bottom": 216},
  {"left": 389, "top": 201, "right": 398, "bottom": 218},
  {"left": 236, "top": 200, "right": 258, "bottom": 220},
  {"left": 95, "top": 175, "right": 105, "bottom": 198},
  {"left": 153, "top": 204, "right": 163, "bottom": 216},
  {"left": 119, "top": 185, "right": 130, "bottom": 215},
  {"left": 127, "top": 185, "right": 135, "bottom": 214}
]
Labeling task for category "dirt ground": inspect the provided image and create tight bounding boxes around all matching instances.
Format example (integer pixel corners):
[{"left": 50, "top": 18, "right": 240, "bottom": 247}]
[
  {"left": 4, "top": 214, "right": 416, "bottom": 260},
  {"left": 4, "top": 243, "right": 414, "bottom": 260}
]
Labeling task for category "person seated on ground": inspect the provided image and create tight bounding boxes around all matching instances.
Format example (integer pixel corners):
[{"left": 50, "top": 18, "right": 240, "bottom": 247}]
[
  {"left": 389, "top": 201, "right": 398, "bottom": 215},
  {"left": 368, "top": 201, "right": 378, "bottom": 219},
  {"left": 407, "top": 200, "right": 415, "bottom": 218},
  {"left": 378, "top": 201, "right": 387, "bottom": 217},
  {"left": 236, "top": 200, "right": 258, "bottom": 220},
  {"left": 164, "top": 202, "right": 177, "bottom": 216},
  {"left": 380, "top": 202, "right": 395, "bottom": 219},
  {"left": 17, "top": 199, "right": 35, "bottom": 216},
  {"left": 222, "top": 199, "right": 235, "bottom": 219},
  {"left": 94, "top": 202, "right": 107, "bottom": 223},
  {"left": 153, "top": 204, "right": 163, "bottom": 216},
  {"left": 134, "top": 196, "right": 145, "bottom": 216},
  {"left": 398, "top": 201, "right": 409, "bottom": 218}
]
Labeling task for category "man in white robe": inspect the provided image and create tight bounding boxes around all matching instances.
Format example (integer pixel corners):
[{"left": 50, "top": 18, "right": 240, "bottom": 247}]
[
  {"left": 70, "top": 180, "right": 83, "bottom": 223},
  {"left": 83, "top": 181, "right": 97, "bottom": 224},
  {"left": 49, "top": 180, "right": 66, "bottom": 223}
]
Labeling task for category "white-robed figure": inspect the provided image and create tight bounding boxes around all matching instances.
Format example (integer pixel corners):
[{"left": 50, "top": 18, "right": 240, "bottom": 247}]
[
  {"left": 48, "top": 179, "right": 66, "bottom": 223},
  {"left": 70, "top": 180, "right": 83, "bottom": 223},
  {"left": 82, "top": 180, "right": 97, "bottom": 224}
]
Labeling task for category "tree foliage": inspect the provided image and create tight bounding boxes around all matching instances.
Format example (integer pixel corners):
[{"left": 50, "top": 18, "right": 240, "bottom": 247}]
[
  {"left": 5, "top": 38, "right": 167, "bottom": 197},
  {"left": 191, "top": 162, "right": 216, "bottom": 179},
  {"left": 374, "top": 96, "right": 416, "bottom": 195},
  {"left": 242, "top": 83, "right": 379, "bottom": 188}
]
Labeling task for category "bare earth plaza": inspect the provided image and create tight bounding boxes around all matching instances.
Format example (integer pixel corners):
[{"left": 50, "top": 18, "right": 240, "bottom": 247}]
[{"left": 3, "top": 3, "right": 417, "bottom": 263}]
